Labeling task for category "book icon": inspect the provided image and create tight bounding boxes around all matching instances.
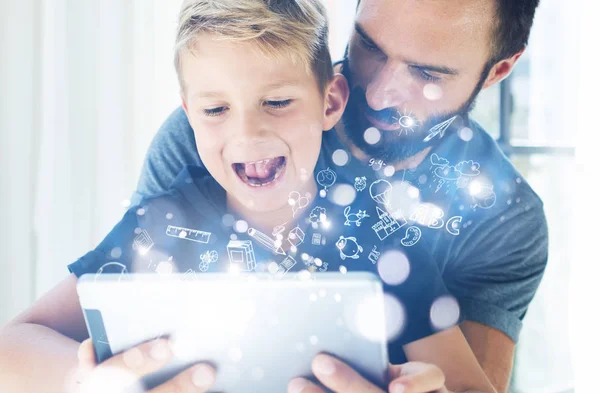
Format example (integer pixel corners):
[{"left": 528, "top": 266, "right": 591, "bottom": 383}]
[{"left": 227, "top": 240, "right": 256, "bottom": 272}]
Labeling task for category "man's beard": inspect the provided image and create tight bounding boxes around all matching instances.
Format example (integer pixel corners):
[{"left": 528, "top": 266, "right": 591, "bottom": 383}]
[{"left": 340, "top": 57, "right": 491, "bottom": 164}]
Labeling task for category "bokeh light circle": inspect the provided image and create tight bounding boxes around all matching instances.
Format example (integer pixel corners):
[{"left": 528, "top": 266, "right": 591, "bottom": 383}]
[
  {"left": 430, "top": 296, "right": 461, "bottom": 330},
  {"left": 377, "top": 251, "right": 410, "bottom": 286}
]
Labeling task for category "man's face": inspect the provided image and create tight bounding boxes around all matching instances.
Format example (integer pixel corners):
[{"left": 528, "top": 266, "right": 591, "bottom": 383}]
[
  {"left": 342, "top": 0, "right": 496, "bottom": 162},
  {"left": 180, "top": 36, "right": 327, "bottom": 213}
]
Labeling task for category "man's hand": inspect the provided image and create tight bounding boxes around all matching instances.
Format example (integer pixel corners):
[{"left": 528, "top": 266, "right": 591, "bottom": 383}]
[
  {"left": 69, "top": 338, "right": 216, "bottom": 393},
  {"left": 287, "top": 354, "right": 449, "bottom": 393}
]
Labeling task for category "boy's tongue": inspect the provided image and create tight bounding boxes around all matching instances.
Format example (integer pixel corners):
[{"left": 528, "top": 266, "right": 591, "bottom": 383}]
[{"left": 245, "top": 158, "right": 278, "bottom": 179}]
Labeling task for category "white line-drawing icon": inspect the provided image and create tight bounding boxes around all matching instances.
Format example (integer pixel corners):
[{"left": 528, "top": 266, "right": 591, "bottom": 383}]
[
  {"left": 368, "top": 246, "right": 381, "bottom": 264},
  {"left": 401, "top": 226, "right": 422, "bottom": 247},
  {"left": 312, "top": 233, "right": 323, "bottom": 246},
  {"left": 343, "top": 206, "right": 370, "bottom": 226},
  {"left": 354, "top": 176, "right": 367, "bottom": 192},
  {"left": 95, "top": 262, "right": 128, "bottom": 281},
  {"left": 316, "top": 167, "right": 337, "bottom": 197},
  {"left": 275, "top": 256, "right": 297, "bottom": 277},
  {"left": 272, "top": 223, "right": 287, "bottom": 237},
  {"left": 166, "top": 225, "right": 211, "bottom": 243},
  {"left": 227, "top": 240, "right": 256, "bottom": 272},
  {"left": 309, "top": 207, "right": 327, "bottom": 224},
  {"left": 372, "top": 206, "right": 406, "bottom": 241},
  {"left": 429, "top": 153, "right": 480, "bottom": 193},
  {"left": 287, "top": 226, "right": 305, "bottom": 248},
  {"left": 423, "top": 115, "right": 458, "bottom": 142},
  {"left": 369, "top": 179, "right": 393, "bottom": 206},
  {"left": 394, "top": 110, "right": 418, "bottom": 136},
  {"left": 470, "top": 183, "right": 497, "bottom": 210},
  {"left": 446, "top": 216, "right": 463, "bottom": 236},
  {"left": 248, "top": 228, "right": 286, "bottom": 255},
  {"left": 183, "top": 268, "right": 198, "bottom": 281},
  {"left": 369, "top": 158, "right": 385, "bottom": 171},
  {"left": 133, "top": 230, "right": 154, "bottom": 255},
  {"left": 199, "top": 250, "right": 219, "bottom": 272},
  {"left": 289, "top": 191, "right": 311, "bottom": 217},
  {"left": 335, "top": 236, "right": 363, "bottom": 260}
]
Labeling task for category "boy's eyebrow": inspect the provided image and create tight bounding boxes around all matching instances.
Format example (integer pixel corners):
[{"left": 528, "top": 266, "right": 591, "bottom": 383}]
[
  {"left": 192, "top": 82, "right": 302, "bottom": 100},
  {"left": 355, "top": 22, "right": 459, "bottom": 76}
]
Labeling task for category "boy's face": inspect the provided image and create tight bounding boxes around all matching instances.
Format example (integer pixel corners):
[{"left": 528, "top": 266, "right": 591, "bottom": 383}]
[{"left": 180, "top": 35, "right": 346, "bottom": 213}]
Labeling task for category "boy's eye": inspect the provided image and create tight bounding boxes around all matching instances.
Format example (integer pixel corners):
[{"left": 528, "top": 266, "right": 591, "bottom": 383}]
[
  {"left": 265, "top": 99, "right": 293, "bottom": 109},
  {"left": 204, "top": 107, "right": 228, "bottom": 117},
  {"left": 410, "top": 66, "right": 442, "bottom": 83}
]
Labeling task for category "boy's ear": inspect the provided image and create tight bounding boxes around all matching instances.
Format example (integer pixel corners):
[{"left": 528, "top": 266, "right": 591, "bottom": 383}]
[
  {"left": 323, "top": 73, "right": 349, "bottom": 131},
  {"left": 181, "top": 94, "right": 190, "bottom": 117}
]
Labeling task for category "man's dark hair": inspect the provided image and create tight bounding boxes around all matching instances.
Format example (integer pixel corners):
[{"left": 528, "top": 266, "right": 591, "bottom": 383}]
[
  {"left": 355, "top": 0, "right": 540, "bottom": 63},
  {"left": 491, "top": 0, "right": 540, "bottom": 62}
]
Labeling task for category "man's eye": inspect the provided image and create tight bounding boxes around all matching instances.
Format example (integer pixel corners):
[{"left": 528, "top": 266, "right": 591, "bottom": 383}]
[
  {"left": 359, "top": 37, "right": 379, "bottom": 52},
  {"left": 265, "top": 99, "right": 293, "bottom": 109},
  {"left": 411, "top": 66, "right": 442, "bottom": 82},
  {"left": 204, "top": 107, "right": 228, "bottom": 117}
]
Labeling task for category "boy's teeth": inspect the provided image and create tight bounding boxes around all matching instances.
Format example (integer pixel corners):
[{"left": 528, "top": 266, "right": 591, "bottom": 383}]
[{"left": 244, "top": 159, "right": 272, "bottom": 179}]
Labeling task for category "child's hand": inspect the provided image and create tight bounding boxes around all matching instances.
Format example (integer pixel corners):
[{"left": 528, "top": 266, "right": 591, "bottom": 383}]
[{"left": 71, "top": 338, "right": 216, "bottom": 393}]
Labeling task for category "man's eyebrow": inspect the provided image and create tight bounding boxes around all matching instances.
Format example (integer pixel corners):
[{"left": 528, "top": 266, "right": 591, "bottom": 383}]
[
  {"left": 355, "top": 22, "right": 459, "bottom": 76},
  {"left": 408, "top": 62, "right": 459, "bottom": 76}
]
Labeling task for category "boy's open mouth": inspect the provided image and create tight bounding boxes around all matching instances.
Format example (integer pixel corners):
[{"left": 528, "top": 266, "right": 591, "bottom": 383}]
[{"left": 233, "top": 156, "right": 287, "bottom": 187}]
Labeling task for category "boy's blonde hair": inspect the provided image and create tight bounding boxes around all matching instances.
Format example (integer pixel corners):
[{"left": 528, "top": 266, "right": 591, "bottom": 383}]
[{"left": 174, "top": 0, "right": 334, "bottom": 94}]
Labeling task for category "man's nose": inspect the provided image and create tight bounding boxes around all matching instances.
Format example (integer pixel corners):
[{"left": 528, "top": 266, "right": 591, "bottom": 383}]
[{"left": 365, "top": 62, "right": 411, "bottom": 111}]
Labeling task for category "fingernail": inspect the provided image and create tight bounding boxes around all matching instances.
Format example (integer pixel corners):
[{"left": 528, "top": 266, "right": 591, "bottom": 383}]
[
  {"left": 288, "top": 378, "right": 310, "bottom": 393},
  {"left": 150, "top": 341, "right": 171, "bottom": 361},
  {"left": 391, "top": 383, "right": 405, "bottom": 393},
  {"left": 314, "top": 355, "right": 336, "bottom": 376},
  {"left": 192, "top": 365, "right": 216, "bottom": 388}
]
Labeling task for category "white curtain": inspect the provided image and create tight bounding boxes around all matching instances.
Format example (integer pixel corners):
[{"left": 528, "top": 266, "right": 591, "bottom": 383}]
[{"left": 0, "top": 0, "right": 183, "bottom": 325}]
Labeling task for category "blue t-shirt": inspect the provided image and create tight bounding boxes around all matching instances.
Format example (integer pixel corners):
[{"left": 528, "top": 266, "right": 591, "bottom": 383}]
[
  {"left": 129, "top": 106, "right": 549, "bottom": 345},
  {"left": 69, "top": 164, "right": 454, "bottom": 364}
]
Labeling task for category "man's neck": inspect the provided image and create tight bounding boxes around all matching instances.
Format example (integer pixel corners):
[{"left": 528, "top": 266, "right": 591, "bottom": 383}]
[{"left": 332, "top": 121, "right": 432, "bottom": 171}]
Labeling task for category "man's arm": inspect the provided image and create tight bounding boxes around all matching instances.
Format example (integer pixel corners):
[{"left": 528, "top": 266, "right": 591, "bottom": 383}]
[
  {"left": 460, "top": 321, "right": 515, "bottom": 393},
  {"left": 444, "top": 198, "right": 549, "bottom": 393},
  {"left": 132, "top": 106, "right": 202, "bottom": 205}
]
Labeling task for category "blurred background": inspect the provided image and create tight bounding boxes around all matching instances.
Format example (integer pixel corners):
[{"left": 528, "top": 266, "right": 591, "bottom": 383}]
[{"left": 0, "top": 0, "right": 591, "bottom": 392}]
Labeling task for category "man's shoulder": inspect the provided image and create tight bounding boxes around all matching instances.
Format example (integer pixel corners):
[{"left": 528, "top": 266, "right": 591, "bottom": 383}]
[{"left": 439, "top": 118, "right": 544, "bottom": 209}]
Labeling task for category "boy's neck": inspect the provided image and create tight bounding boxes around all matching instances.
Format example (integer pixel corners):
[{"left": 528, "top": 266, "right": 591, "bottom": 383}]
[{"left": 226, "top": 179, "right": 318, "bottom": 235}]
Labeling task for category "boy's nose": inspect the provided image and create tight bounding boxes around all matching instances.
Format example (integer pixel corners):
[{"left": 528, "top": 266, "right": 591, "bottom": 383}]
[{"left": 236, "top": 113, "right": 268, "bottom": 138}]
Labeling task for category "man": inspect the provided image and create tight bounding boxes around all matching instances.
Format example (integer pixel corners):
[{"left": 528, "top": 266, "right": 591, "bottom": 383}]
[{"left": 134, "top": 0, "right": 547, "bottom": 392}]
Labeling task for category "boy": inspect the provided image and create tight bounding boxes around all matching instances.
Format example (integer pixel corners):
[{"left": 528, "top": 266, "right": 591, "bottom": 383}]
[{"left": 0, "top": 1, "right": 494, "bottom": 392}]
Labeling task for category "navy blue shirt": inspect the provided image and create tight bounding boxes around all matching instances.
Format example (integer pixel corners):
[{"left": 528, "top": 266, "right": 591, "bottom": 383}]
[
  {"left": 70, "top": 164, "right": 455, "bottom": 364},
  {"left": 128, "top": 106, "right": 549, "bottom": 345}
]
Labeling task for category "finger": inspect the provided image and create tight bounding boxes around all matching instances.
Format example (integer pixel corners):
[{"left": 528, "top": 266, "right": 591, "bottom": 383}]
[
  {"left": 150, "top": 363, "right": 216, "bottom": 393},
  {"left": 311, "top": 354, "right": 384, "bottom": 393},
  {"left": 389, "top": 362, "right": 446, "bottom": 393},
  {"left": 288, "top": 378, "right": 326, "bottom": 393},
  {"left": 77, "top": 338, "right": 97, "bottom": 368},
  {"left": 100, "top": 338, "right": 174, "bottom": 379}
]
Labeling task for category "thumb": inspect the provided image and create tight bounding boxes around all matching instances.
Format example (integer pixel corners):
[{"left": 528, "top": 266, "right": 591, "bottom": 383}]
[{"left": 77, "top": 338, "right": 97, "bottom": 368}]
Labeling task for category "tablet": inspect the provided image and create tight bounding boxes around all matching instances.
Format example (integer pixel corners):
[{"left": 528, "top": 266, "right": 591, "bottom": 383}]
[{"left": 77, "top": 272, "right": 389, "bottom": 392}]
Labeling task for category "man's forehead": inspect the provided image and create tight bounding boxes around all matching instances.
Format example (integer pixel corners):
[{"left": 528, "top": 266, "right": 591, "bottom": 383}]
[{"left": 356, "top": 0, "right": 495, "bottom": 58}]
